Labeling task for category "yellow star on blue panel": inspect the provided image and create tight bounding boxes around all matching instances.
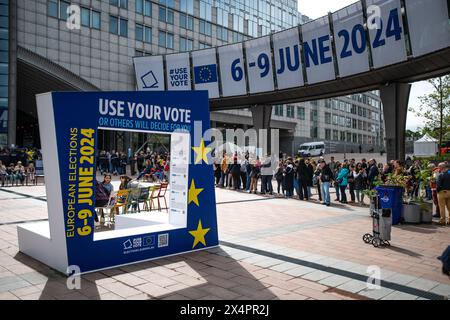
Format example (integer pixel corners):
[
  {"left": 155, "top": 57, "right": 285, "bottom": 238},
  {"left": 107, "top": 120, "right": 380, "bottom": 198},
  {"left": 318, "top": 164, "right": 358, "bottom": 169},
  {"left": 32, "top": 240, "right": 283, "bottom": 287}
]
[
  {"left": 188, "top": 179, "right": 203, "bottom": 206},
  {"left": 189, "top": 220, "right": 210, "bottom": 249},
  {"left": 192, "top": 138, "right": 211, "bottom": 164}
]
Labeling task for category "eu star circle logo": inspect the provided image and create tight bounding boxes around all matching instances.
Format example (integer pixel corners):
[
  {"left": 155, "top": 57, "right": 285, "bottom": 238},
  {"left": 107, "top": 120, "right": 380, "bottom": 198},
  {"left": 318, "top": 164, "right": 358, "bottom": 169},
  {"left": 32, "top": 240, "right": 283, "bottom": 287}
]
[{"left": 200, "top": 66, "right": 212, "bottom": 82}]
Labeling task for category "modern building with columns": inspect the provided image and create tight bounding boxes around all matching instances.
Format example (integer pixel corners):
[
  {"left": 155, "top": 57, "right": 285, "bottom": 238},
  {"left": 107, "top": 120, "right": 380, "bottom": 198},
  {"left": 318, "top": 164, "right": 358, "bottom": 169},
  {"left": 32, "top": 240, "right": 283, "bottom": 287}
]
[{"left": 3, "top": 0, "right": 384, "bottom": 155}]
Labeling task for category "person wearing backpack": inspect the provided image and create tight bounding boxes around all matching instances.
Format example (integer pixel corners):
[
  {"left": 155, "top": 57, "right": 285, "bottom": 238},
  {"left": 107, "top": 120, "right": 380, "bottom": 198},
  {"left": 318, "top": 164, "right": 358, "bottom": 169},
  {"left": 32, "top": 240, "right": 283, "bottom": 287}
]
[
  {"left": 283, "top": 160, "right": 294, "bottom": 198},
  {"left": 319, "top": 160, "right": 333, "bottom": 206},
  {"left": 336, "top": 163, "right": 349, "bottom": 204}
]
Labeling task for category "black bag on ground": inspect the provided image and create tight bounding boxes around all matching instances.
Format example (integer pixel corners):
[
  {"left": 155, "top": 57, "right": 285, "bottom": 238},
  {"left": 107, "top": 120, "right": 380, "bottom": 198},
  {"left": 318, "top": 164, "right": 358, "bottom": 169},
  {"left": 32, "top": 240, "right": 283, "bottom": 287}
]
[{"left": 438, "top": 245, "right": 450, "bottom": 276}]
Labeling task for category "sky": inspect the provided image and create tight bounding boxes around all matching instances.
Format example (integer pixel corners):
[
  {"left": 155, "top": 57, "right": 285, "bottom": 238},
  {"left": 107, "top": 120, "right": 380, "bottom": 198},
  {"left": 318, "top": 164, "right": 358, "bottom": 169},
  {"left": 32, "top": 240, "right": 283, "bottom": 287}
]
[{"left": 297, "top": 0, "right": 431, "bottom": 131}]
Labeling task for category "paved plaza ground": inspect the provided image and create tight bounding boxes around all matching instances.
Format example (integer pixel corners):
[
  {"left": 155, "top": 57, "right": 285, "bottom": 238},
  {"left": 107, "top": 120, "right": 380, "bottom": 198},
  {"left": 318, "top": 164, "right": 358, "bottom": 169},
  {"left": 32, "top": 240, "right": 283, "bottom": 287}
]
[{"left": 0, "top": 183, "right": 449, "bottom": 300}]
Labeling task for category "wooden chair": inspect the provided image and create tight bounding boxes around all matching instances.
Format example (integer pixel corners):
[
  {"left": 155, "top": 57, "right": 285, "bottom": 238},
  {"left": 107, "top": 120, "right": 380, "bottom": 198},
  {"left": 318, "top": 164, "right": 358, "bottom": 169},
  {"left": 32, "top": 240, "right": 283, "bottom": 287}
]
[
  {"left": 145, "top": 185, "right": 161, "bottom": 212},
  {"left": 156, "top": 183, "right": 168, "bottom": 212},
  {"left": 112, "top": 189, "right": 130, "bottom": 218}
]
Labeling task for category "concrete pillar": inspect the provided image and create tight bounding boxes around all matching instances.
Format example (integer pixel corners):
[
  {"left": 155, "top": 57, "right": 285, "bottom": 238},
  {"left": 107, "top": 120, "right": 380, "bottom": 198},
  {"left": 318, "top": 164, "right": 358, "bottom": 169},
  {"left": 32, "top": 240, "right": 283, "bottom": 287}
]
[
  {"left": 251, "top": 105, "right": 272, "bottom": 155},
  {"left": 380, "top": 83, "right": 411, "bottom": 161},
  {"left": 8, "top": 0, "right": 17, "bottom": 147}
]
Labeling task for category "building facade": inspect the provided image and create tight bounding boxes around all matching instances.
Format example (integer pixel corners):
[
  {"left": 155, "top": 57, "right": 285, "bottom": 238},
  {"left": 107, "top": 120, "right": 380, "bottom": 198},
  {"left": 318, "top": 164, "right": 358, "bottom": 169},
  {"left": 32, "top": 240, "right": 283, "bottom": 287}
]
[{"left": 5, "top": 0, "right": 384, "bottom": 154}]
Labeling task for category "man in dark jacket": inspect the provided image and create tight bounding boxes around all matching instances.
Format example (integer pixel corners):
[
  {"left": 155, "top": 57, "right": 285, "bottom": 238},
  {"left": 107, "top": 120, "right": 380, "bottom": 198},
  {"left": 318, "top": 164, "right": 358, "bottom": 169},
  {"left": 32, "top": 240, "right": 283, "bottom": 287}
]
[
  {"left": 230, "top": 157, "right": 241, "bottom": 190},
  {"left": 437, "top": 163, "right": 450, "bottom": 225},
  {"left": 367, "top": 159, "right": 379, "bottom": 189},
  {"left": 297, "top": 159, "right": 309, "bottom": 200},
  {"left": 319, "top": 160, "right": 334, "bottom": 206}
]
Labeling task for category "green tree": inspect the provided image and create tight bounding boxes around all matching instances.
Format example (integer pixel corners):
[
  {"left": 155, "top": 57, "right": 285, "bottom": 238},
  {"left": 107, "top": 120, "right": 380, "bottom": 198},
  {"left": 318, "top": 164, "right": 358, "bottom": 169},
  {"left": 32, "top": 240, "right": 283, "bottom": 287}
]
[{"left": 410, "top": 75, "right": 450, "bottom": 149}]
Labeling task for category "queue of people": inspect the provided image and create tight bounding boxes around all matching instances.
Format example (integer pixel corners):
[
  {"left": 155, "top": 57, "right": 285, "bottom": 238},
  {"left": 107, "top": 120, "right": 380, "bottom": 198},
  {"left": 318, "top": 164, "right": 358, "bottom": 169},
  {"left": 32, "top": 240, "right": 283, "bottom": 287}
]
[
  {"left": 97, "top": 150, "right": 170, "bottom": 183},
  {"left": 214, "top": 152, "right": 450, "bottom": 224}
]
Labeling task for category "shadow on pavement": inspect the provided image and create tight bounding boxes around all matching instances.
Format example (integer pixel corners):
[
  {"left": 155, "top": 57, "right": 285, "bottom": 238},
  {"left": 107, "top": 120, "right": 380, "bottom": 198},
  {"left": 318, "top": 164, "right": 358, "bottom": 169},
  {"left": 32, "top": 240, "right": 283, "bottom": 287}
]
[
  {"left": 395, "top": 224, "right": 441, "bottom": 234},
  {"left": 13, "top": 247, "right": 279, "bottom": 300}
]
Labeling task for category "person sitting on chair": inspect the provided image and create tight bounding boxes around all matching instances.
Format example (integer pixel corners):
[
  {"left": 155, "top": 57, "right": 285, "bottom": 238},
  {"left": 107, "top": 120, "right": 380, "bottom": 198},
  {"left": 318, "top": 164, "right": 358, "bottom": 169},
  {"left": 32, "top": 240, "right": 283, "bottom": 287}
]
[
  {"left": 94, "top": 180, "right": 111, "bottom": 224},
  {"left": 136, "top": 159, "right": 153, "bottom": 181}
]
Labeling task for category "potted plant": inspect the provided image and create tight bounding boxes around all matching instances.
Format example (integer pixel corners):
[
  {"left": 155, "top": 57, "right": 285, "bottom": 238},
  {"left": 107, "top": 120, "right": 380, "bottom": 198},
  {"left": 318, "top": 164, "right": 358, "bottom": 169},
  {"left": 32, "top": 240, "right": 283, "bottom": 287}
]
[
  {"left": 414, "top": 161, "right": 433, "bottom": 223},
  {"left": 362, "top": 188, "right": 378, "bottom": 214},
  {"left": 401, "top": 161, "right": 434, "bottom": 224},
  {"left": 363, "top": 176, "right": 383, "bottom": 214}
]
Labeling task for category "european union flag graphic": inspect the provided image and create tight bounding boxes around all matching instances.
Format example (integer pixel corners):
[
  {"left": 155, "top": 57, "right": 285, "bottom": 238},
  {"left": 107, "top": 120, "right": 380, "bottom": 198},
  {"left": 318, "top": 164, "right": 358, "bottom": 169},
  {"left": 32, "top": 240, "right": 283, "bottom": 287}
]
[{"left": 194, "top": 64, "right": 218, "bottom": 84}]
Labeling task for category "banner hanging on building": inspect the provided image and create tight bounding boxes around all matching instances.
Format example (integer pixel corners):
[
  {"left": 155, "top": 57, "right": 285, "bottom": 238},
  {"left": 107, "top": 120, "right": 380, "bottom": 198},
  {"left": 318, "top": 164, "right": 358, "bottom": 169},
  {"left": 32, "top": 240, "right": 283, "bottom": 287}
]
[
  {"left": 245, "top": 36, "right": 274, "bottom": 93},
  {"left": 366, "top": 0, "right": 407, "bottom": 68},
  {"left": 405, "top": 0, "right": 450, "bottom": 57},
  {"left": 332, "top": 2, "right": 370, "bottom": 78},
  {"left": 132, "top": 0, "right": 450, "bottom": 98},
  {"left": 302, "top": 16, "right": 336, "bottom": 84},
  {"left": 191, "top": 48, "right": 220, "bottom": 98},
  {"left": 133, "top": 55, "right": 165, "bottom": 91},
  {"left": 272, "top": 27, "right": 304, "bottom": 90},
  {"left": 165, "top": 52, "right": 191, "bottom": 91},
  {"left": 218, "top": 43, "right": 247, "bottom": 97}
]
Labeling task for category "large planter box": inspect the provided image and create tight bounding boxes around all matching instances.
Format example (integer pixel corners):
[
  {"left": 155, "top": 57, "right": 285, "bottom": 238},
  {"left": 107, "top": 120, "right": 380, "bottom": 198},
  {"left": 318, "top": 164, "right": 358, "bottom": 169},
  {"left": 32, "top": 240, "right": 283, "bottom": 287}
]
[
  {"left": 420, "top": 201, "right": 433, "bottom": 223},
  {"left": 403, "top": 203, "right": 421, "bottom": 224}
]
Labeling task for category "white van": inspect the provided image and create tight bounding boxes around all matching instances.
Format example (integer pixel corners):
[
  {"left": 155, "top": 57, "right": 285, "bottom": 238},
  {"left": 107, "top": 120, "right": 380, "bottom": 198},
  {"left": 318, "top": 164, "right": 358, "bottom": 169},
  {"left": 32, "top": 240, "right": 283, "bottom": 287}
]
[{"left": 298, "top": 142, "right": 325, "bottom": 157}]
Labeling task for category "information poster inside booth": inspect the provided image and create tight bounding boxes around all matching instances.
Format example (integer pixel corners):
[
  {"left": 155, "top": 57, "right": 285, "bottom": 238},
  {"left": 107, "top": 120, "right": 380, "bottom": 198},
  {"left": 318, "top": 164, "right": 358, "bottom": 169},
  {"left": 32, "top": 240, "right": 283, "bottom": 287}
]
[{"left": 17, "top": 91, "right": 219, "bottom": 274}]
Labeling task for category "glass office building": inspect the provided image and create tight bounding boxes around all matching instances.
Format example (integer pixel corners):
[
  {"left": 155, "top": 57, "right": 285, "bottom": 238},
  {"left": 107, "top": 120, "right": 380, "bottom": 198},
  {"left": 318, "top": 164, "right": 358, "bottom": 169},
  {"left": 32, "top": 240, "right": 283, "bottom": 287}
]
[
  {"left": 5, "top": 0, "right": 383, "bottom": 154},
  {"left": 0, "top": 0, "right": 8, "bottom": 147}
]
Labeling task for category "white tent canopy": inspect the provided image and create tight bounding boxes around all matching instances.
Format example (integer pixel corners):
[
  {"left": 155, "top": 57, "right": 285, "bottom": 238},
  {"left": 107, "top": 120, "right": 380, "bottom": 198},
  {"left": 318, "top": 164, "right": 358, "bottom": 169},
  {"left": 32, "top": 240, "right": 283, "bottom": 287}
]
[{"left": 414, "top": 134, "right": 438, "bottom": 156}]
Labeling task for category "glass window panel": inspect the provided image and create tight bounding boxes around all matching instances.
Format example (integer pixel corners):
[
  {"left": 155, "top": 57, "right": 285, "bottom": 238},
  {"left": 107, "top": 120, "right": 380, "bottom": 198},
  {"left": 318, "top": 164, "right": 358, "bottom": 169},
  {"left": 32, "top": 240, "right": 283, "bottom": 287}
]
[
  {"left": 109, "top": 16, "right": 118, "bottom": 34},
  {"left": 48, "top": 0, "right": 58, "bottom": 18},
  {"left": 158, "top": 30, "right": 166, "bottom": 46},
  {"left": 136, "top": 0, "right": 143, "bottom": 14},
  {"left": 167, "top": 33, "right": 173, "bottom": 49},
  {"left": 144, "top": 0, "right": 152, "bottom": 16},
  {"left": 144, "top": 26, "right": 151, "bottom": 43},
  {"left": 60, "top": 1, "right": 70, "bottom": 20},
  {"left": 120, "top": 19, "right": 128, "bottom": 37},
  {"left": 167, "top": 10, "right": 174, "bottom": 24},
  {"left": 92, "top": 11, "right": 101, "bottom": 29},
  {"left": 135, "top": 23, "right": 143, "bottom": 41},
  {"left": 120, "top": 0, "right": 128, "bottom": 9},
  {"left": 81, "top": 8, "right": 90, "bottom": 27},
  {"left": 159, "top": 6, "right": 166, "bottom": 21}
]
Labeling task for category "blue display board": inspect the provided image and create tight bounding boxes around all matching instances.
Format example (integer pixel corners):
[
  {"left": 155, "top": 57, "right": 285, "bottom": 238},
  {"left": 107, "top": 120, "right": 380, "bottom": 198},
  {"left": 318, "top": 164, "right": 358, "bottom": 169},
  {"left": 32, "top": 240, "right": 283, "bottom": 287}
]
[{"left": 18, "top": 91, "right": 219, "bottom": 274}]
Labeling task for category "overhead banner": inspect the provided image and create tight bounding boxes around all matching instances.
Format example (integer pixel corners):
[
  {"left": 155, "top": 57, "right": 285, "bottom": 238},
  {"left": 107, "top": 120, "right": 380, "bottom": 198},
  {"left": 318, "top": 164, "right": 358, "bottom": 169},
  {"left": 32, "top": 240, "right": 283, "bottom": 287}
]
[
  {"left": 245, "top": 36, "right": 274, "bottom": 93},
  {"left": 218, "top": 43, "right": 247, "bottom": 97},
  {"left": 131, "top": 1, "right": 450, "bottom": 98},
  {"left": 165, "top": 53, "right": 191, "bottom": 91},
  {"left": 191, "top": 48, "right": 219, "bottom": 98},
  {"left": 302, "top": 16, "right": 336, "bottom": 84},
  {"left": 332, "top": 2, "right": 370, "bottom": 77},
  {"left": 272, "top": 27, "right": 304, "bottom": 90},
  {"left": 133, "top": 55, "right": 165, "bottom": 91},
  {"left": 366, "top": 0, "right": 407, "bottom": 68},
  {"left": 405, "top": 0, "right": 450, "bottom": 57}
]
